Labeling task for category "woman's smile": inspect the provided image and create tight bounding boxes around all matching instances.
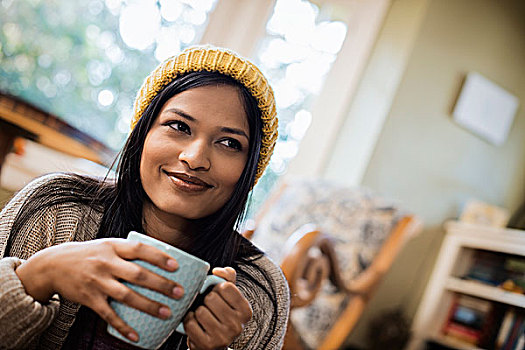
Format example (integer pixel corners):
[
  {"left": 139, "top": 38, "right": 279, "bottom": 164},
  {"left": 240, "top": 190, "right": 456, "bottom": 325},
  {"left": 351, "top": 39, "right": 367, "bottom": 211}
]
[{"left": 163, "top": 170, "right": 213, "bottom": 193}]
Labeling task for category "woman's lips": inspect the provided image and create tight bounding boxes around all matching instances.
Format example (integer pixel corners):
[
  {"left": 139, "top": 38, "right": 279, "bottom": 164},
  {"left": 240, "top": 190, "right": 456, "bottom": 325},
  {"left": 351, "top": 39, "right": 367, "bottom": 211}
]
[{"left": 164, "top": 171, "right": 212, "bottom": 192}]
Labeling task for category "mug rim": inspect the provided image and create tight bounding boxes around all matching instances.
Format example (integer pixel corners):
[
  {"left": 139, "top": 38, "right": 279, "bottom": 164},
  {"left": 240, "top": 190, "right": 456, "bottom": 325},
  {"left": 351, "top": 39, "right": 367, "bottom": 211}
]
[{"left": 128, "top": 231, "right": 210, "bottom": 269}]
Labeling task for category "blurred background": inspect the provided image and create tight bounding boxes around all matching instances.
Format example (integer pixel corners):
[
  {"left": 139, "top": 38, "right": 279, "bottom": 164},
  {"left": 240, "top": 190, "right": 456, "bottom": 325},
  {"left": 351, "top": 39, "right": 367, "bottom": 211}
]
[{"left": 1, "top": 0, "right": 524, "bottom": 349}]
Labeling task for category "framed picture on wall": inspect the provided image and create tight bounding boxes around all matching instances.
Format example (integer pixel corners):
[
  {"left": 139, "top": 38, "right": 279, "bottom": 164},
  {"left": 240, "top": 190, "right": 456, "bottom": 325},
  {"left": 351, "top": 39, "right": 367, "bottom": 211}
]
[{"left": 452, "top": 72, "right": 519, "bottom": 146}]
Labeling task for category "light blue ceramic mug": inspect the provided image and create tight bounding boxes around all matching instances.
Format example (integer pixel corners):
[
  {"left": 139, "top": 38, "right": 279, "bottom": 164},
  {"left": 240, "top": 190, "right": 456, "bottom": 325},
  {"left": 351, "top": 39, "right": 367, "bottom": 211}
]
[{"left": 107, "top": 231, "right": 225, "bottom": 349}]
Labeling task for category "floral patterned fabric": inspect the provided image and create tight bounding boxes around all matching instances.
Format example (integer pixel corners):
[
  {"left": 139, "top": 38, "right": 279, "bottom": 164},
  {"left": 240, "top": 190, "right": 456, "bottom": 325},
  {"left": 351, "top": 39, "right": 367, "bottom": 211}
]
[{"left": 252, "top": 178, "right": 404, "bottom": 349}]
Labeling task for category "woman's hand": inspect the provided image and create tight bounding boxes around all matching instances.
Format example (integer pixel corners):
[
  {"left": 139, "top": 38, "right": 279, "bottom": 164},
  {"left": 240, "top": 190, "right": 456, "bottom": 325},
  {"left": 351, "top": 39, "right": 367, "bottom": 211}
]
[
  {"left": 184, "top": 267, "right": 253, "bottom": 350},
  {"left": 15, "top": 238, "right": 185, "bottom": 343}
]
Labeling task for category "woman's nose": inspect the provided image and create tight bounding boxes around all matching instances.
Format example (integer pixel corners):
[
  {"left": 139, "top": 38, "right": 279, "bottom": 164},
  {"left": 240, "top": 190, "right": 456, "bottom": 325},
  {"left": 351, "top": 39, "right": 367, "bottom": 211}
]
[{"left": 178, "top": 139, "right": 211, "bottom": 171}]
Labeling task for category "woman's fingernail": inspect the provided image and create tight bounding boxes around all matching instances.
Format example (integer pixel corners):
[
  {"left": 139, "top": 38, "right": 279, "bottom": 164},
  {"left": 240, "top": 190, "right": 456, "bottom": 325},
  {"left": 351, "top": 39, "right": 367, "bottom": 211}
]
[
  {"left": 128, "top": 332, "right": 139, "bottom": 342},
  {"left": 167, "top": 259, "right": 178, "bottom": 269},
  {"left": 159, "top": 306, "right": 171, "bottom": 318},
  {"left": 173, "top": 286, "right": 184, "bottom": 298}
]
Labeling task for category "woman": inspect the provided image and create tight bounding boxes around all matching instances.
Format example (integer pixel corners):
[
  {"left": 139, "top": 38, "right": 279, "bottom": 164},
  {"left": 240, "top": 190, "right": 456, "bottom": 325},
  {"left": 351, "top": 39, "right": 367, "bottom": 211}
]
[{"left": 0, "top": 45, "right": 289, "bottom": 349}]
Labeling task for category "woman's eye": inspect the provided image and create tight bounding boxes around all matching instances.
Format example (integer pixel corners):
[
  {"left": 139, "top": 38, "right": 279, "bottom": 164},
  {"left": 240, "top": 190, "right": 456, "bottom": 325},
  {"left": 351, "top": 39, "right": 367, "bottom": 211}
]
[
  {"left": 219, "top": 138, "right": 242, "bottom": 151},
  {"left": 166, "top": 120, "right": 190, "bottom": 134}
]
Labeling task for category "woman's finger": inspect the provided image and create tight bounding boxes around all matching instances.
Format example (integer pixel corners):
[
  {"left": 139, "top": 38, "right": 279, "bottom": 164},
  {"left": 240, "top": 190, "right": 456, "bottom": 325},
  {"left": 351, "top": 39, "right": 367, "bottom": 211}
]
[
  {"left": 212, "top": 282, "right": 253, "bottom": 324},
  {"left": 203, "top": 290, "right": 235, "bottom": 323},
  {"left": 194, "top": 306, "right": 231, "bottom": 343},
  {"left": 110, "top": 239, "right": 179, "bottom": 272},
  {"left": 203, "top": 287, "right": 250, "bottom": 331},
  {"left": 102, "top": 279, "right": 172, "bottom": 320},
  {"left": 110, "top": 259, "right": 184, "bottom": 299},
  {"left": 90, "top": 296, "right": 139, "bottom": 343},
  {"left": 211, "top": 267, "right": 236, "bottom": 283},
  {"left": 184, "top": 312, "right": 211, "bottom": 348}
]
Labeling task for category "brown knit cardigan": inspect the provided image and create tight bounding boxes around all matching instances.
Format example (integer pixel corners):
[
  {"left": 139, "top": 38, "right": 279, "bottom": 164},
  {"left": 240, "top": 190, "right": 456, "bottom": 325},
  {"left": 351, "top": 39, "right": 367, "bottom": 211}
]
[{"left": 0, "top": 173, "right": 289, "bottom": 349}]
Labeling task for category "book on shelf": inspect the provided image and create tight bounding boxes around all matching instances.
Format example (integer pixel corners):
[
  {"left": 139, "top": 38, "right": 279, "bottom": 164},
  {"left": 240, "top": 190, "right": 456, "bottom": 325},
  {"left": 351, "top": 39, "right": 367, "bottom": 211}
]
[
  {"left": 463, "top": 250, "right": 525, "bottom": 294},
  {"left": 442, "top": 296, "right": 525, "bottom": 350},
  {"left": 496, "top": 309, "right": 525, "bottom": 350},
  {"left": 496, "top": 309, "right": 515, "bottom": 348},
  {"left": 513, "top": 333, "right": 524, "bottom": 350},
  {"left": 441, "top": 295, "right": 493, "bottom": 346},
  {"left": 478, "top": 302, "right": 508, "bottom": 349},
  {"left": 443, "top": 323, "right": 481, "bottom": 344}
]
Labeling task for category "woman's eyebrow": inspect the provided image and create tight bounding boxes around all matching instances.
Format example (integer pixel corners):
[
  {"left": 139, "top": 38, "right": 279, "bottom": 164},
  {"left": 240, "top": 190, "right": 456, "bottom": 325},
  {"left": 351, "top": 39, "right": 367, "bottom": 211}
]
[
  {"left": 221, "top": 127, "right": 249, "bottom": 140},
  {"left": 164, "top": 108, "right": 196, "bottom": 122}
]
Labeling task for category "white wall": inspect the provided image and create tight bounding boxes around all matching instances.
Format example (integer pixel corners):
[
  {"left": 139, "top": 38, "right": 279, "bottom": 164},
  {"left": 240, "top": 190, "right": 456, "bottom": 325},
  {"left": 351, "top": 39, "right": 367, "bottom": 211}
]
[{"left": 325, "top": 0, "right": 525, "bottom": 347}]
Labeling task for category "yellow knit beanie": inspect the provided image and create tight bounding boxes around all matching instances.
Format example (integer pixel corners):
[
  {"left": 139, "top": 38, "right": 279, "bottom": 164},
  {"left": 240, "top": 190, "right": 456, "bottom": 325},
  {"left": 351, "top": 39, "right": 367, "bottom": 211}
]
[{"left": 131, "top": 45, "right": 278, "bottom": 185}]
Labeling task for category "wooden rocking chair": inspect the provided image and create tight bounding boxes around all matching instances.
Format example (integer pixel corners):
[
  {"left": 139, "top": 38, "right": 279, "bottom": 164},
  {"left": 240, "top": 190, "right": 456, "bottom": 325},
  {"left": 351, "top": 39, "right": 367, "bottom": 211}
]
[{"left": 244, "top": 180, "right": 421, "bottom": 350}]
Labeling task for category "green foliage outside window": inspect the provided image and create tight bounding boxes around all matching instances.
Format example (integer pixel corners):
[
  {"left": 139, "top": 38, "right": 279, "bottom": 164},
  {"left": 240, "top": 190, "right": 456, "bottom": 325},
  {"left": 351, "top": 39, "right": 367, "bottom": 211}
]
[{"left": 0, "top": 0, "right": 214, "bottom": 150}]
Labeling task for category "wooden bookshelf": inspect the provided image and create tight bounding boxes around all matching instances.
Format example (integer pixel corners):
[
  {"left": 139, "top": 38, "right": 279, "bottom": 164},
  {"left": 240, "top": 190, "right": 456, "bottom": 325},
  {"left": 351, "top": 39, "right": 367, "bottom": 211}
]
[{"left": 407, "top": 221, "right": 525, "bottom": 350}]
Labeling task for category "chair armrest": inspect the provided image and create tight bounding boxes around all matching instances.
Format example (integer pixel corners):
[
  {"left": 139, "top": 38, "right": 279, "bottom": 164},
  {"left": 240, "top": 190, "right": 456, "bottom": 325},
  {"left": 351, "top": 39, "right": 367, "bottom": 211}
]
[{"left": 280, "top": 224, "right": 333, "bottom": 308}]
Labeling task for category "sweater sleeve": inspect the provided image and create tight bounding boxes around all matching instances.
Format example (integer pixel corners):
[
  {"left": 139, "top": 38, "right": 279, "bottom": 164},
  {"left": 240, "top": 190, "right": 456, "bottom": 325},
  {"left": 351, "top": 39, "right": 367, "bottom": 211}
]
[
  {"left": 0, "top": 257, "right": 60, "bottom": 349},
  {"left": 231, "top": 255, "right": 290, "bottom": 350},
  {"left": 0, "top": 174, "right": 68, "bottom": 349},
  {"left": 0, "top": 173, "right": 63, "bottom": 258}
]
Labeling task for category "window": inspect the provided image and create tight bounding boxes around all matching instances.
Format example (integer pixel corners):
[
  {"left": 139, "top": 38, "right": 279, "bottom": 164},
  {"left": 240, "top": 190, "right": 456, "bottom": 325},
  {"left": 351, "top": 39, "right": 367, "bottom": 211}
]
[
  {"left": 248, "top": 0, "right": 347, "bottom": 214},
  {"left": 0, "top": 0, "right": 217, "bottom": 149}
]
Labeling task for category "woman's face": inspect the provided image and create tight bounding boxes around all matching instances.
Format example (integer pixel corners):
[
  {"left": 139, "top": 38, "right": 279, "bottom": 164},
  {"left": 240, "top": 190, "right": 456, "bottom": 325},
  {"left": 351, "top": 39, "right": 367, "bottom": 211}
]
[{"left": 140, "top": 84, "right": 250, "bottom": 222}]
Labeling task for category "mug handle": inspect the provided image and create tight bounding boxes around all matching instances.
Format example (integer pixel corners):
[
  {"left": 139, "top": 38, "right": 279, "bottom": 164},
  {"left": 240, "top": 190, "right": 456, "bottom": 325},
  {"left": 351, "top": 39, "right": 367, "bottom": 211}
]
[{"left": 176, "top": 275, "right": 226, "bottom": 334}]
